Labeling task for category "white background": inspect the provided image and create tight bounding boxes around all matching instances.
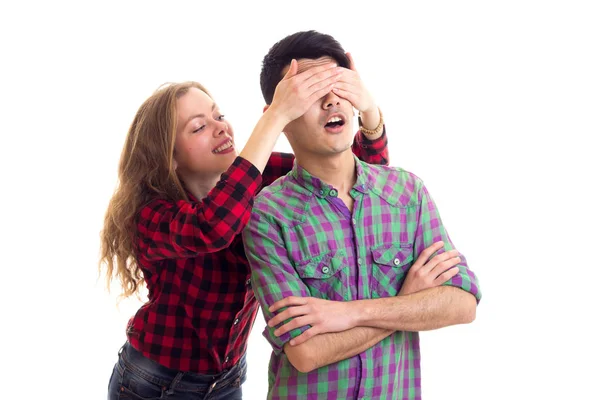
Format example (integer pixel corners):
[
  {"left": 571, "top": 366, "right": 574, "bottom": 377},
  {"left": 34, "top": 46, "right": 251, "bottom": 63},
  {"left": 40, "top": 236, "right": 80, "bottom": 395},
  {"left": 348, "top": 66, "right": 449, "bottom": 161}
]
[{"left": 1, "top": 1, "right": 598, "bottom": 399}]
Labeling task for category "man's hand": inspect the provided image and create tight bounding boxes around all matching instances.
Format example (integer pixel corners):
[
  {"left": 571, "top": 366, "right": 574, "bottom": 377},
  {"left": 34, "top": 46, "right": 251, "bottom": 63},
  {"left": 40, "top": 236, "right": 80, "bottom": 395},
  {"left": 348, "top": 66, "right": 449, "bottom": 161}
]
[
  {"left": 267, "top": 297, "right": 356, "bottom": 346},
  {"left": 399, "top": 241, "right": 461, "bottom": 295},
  {"left": 269, "top": 60, "right": 342, "bottom": 125},
  {"left": 267, "top": 242, "right": 460, "bottom": 347},
  {"left": 331, "top": 52, "right": 377, "bottom": 116}
]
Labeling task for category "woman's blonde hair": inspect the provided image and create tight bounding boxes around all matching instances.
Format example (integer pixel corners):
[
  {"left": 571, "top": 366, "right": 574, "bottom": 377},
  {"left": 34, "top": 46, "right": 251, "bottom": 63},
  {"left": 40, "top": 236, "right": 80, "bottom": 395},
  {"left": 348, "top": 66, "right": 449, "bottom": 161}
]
[{"left": 99, "top": 81, "right": 211, "bottom": 298}]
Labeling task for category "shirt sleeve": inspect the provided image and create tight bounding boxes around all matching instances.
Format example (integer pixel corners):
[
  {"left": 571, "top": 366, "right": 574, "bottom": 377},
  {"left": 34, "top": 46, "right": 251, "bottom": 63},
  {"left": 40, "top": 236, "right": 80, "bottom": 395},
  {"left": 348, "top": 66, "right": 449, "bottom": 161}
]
[
  {"left": 351, "top": 126, "right": 389, "bottom": 166},
  {"left": 242, "top": 210, "right": 311, "bottom": 355},
  {"left": 261, "top": 152, "right": 295, "bottom": 188},
  {"left": 414, "top": 182, "right": 482, "bottom": 303},
  {"left": 137, "top": 156, "right": 262, "bottom": 260}
]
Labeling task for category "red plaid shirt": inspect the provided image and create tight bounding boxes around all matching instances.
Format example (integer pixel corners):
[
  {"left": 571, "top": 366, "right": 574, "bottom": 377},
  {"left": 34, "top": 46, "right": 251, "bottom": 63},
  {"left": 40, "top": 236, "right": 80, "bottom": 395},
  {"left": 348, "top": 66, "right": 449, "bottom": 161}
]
[{"left": 127, "top": 129, "right": 389, "bottom": 373}]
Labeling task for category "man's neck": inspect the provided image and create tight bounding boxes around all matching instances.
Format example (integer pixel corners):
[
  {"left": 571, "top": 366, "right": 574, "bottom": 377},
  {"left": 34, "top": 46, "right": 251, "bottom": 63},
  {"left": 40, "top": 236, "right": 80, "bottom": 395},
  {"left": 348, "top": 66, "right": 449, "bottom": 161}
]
[{"left": 295, "top": 150, "right": 357, "bottom": 194}]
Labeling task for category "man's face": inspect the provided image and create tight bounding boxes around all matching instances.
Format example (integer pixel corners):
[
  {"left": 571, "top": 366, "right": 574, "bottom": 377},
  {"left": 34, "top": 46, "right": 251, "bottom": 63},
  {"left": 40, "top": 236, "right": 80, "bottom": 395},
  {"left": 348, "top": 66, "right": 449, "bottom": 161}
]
[{"left": 282, "top": 56, "right": 355, "bottom": 158}]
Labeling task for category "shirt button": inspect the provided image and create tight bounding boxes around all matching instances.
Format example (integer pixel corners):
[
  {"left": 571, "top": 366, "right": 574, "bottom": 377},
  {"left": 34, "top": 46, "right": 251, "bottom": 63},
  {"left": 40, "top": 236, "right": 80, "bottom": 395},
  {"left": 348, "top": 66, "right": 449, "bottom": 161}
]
[
  {"left": 352, "top": 218, "right": 357, "bottom": 225},
  {"left": 329, "top": 189, "right": 337, "bottom": 197},
  {"left": 234, "top": 318, "right": 239, "bottom": 325},
  {"left": 319, "top": 189, "right": 324, "bottom": 195},
  {"left": 246, "top": 279, "right": 251, "bottom": 286},
  {"left": 393, "top": 258, "right": 401, "bottom": 266},
  {"left": 322, "top": 266, "right": 330, "bottom": 274},
  {"left": 357, "top": 259, "right": 362, "bottom": 265},
  {"left": 225, "top": 356, "right": 229, "bottom": 364}
]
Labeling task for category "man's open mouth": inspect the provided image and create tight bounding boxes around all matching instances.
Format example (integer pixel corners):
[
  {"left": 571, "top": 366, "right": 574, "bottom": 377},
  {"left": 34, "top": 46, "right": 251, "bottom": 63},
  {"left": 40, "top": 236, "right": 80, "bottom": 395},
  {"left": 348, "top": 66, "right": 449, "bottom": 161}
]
[{"left": 324, "top": 114, "right": 345, "bottom": 129}]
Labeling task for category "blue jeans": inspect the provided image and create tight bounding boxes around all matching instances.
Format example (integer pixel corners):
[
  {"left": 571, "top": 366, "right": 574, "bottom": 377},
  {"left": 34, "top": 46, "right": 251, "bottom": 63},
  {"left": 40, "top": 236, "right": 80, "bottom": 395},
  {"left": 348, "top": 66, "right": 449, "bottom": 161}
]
[{"left": 107, "top": 342, "right": 247, "bottom": 400}]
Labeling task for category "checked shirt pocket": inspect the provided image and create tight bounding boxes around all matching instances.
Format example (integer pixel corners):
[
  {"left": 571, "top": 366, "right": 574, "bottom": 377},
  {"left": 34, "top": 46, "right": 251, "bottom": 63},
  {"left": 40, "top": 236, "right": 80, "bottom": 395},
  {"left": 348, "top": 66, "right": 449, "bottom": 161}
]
[
  {"left": 370, "top": 243, "right": 414, "bottom": 298},
  {"left": 294, "top": 250, "right": 349, "bottom": 301}
]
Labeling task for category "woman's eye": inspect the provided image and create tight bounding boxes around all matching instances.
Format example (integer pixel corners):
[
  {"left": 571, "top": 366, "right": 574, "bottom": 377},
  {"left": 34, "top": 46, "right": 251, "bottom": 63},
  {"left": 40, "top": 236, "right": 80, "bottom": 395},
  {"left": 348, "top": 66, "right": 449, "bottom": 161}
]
[
  {"left": 193, "top": 125, "right": 206, "bottom": 133},
  {"left": 217, "top": 115, "right": 226, "bottom": 121}
]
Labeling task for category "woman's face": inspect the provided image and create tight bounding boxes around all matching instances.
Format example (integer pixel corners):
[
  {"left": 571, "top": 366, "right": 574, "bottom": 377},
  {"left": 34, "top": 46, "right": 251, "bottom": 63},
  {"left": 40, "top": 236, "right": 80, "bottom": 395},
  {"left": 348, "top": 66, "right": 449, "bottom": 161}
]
[{"left": 173, "top": 88, "right": 237, "bottom": 178}]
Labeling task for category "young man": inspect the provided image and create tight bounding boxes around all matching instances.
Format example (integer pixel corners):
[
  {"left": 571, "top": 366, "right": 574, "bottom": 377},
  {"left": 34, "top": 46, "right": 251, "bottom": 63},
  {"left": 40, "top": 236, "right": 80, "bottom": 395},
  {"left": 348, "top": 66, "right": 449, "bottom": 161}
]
[{"left": 243, "top": 31, "right": 481, "bottom": 399}]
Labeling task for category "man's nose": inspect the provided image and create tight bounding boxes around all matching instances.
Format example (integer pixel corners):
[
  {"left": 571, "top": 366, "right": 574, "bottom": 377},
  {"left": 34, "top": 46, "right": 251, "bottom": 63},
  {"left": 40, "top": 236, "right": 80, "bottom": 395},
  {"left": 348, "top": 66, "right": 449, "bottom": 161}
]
[{"left": 322, "top": 91, "right": 341, "bottom": 109}]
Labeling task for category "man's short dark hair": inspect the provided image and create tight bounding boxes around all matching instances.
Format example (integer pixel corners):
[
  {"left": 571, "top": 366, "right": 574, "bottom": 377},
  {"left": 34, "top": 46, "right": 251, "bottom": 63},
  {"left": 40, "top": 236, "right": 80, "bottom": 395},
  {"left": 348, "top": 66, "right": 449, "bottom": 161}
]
[{"left": 260, "top": 30, "right": 350, "bottom": 104}]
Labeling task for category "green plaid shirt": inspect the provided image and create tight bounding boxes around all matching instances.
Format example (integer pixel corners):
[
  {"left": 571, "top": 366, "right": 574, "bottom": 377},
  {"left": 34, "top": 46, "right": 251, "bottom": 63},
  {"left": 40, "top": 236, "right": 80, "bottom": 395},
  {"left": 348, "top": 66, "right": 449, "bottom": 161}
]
[{"left": 243, "top": 157, "right": 481, "bottom": 399}]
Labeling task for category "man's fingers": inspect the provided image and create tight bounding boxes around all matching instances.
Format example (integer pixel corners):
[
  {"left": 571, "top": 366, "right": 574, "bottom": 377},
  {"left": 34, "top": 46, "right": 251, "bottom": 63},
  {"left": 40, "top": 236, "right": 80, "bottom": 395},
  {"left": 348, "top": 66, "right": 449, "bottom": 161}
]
[
  {"left": 413, "top": 241, "right": 445, "bottom": 270},
  {"left": 434, "top": 266, "right": 460, "bottom": 285},
  {"left": 274, "top": 315, "right": 312, "bottom": 337},
  {"left": 289, "top": 327, "right": 318, "bottom": 346},
  {"left": 269, "top": 296, "right": 307, "bottom": 313},
  {"left": 430, "top": 256, "right": 461, "bottom": 278},
  {"left": 424, "top": 250, "right": 460, "bottom": 272},
  {"left": 268, "top": 305, "right": 309, "bottom": 327}
]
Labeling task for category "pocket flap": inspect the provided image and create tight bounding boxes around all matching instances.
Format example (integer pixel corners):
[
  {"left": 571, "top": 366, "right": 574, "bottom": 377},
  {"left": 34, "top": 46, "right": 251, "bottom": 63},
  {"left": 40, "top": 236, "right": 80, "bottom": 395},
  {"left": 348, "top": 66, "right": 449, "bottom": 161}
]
[
  {"left": 371, "top": 243, "right": 413, "bottom": 267},
  {"left": 294, "top": 250, "right": 346, "bottom": 279}
]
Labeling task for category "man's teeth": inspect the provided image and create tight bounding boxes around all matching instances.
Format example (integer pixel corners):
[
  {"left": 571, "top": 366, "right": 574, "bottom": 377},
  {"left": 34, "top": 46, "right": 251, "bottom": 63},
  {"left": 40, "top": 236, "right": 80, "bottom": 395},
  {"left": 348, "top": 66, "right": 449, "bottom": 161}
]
[
  {"left": 327, "top": 116, "right": 342, "bottom": 124},
  {"left": 213, "top": 141, "right": 233, "bottom": 153}
]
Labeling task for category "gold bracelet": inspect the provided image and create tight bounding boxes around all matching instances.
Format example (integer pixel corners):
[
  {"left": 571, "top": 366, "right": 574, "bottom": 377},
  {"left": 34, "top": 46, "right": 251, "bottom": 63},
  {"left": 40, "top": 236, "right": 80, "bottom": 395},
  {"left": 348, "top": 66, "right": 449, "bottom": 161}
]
[{"left": 359, "top": 107, "right": 384, "bottom": 136}]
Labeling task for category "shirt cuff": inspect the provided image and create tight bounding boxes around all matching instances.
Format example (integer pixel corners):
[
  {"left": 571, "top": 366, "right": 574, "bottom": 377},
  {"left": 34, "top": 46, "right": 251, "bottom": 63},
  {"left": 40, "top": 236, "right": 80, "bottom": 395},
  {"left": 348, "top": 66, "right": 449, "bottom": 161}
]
[
  {"left": 359, "top": 125, "right": 387, "bottom": 143},
  {"left": 262, "top": 323, "right": 311, "bottom": 356},
  {"left": 443, "top": 265, "right": 482, "bottom": 304}
]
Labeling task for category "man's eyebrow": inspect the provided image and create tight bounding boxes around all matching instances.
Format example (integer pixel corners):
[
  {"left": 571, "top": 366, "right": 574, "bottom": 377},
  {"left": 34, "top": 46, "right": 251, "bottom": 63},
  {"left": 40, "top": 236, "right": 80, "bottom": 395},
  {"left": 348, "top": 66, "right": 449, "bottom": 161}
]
[{"left": 185, "top": 103, "right": 216, "bottom": 123}]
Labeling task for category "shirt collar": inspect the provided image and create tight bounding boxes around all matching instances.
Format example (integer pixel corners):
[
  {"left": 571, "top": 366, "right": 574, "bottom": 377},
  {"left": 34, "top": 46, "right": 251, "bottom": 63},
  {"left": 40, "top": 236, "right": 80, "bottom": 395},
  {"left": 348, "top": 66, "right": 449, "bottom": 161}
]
[{"left": 290, "top": 155, "right": 374, "bottom": 197}]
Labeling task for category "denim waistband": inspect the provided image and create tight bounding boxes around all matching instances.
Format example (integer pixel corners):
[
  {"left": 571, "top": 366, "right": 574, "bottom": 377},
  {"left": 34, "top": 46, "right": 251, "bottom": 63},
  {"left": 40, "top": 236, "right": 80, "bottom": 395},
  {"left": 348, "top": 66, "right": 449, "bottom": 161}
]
[{"left": 117, "top": 341, "right": 246, "bottom": 393}]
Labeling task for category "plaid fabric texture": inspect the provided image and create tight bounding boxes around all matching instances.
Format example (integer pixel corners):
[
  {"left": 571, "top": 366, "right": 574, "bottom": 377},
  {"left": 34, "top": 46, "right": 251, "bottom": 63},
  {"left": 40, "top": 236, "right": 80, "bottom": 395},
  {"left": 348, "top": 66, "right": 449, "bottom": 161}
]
[
  {"left": 126, "top": 131, "right": 389, "bottom": 374},
  {"left": 243, "top": 157, "right": 481, "bottom": 399}
]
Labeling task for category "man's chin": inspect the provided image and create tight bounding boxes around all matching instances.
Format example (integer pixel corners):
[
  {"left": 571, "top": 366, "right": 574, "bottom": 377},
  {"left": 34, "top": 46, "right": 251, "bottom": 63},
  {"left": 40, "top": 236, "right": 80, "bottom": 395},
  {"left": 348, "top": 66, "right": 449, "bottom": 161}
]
[{"left": 316, "top": 142, "right": 354, "bottom": 156}]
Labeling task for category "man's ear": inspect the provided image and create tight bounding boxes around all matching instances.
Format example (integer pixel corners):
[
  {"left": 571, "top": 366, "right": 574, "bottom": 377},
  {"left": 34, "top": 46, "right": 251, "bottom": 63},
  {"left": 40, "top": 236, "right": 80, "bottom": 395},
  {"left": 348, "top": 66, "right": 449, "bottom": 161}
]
[{"left": 263, "top": 104, "right": 269, "bottom": 113}]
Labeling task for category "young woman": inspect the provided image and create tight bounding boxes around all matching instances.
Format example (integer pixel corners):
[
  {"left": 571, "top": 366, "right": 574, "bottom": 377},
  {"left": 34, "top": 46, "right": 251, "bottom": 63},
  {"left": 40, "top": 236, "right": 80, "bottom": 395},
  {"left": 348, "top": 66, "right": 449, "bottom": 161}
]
[{"left": 101, "top": 60, "right": 389, "bottom": 399}]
